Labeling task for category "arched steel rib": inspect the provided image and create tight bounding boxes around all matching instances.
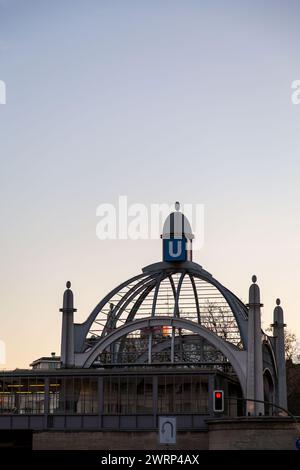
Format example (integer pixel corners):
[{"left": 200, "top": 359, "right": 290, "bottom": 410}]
[
  {"left": 173, "top": 271, "right": 186, "bottom": 318},
  {"left": 151, "top": 273, "right": 166, "bottom": 317},
  {"left": 101, "top": 275, "right": 157, "bottom": 336},
  {"left": 168, "top": 274, "right": 177, "bottom": 300},
  {"left": 125, "top": 282, "right": 157, "bottom": 323},
  {"left": 117, "top": 281, "right": 158, "bottom": 362},
  {"left": 74, "top": 272, "right": 149, "bottom": 349},
  {"left": 189, "top": 274, "right": 201, "bottom": 324},
  {"left": 79, "top": 316, "right": 247, "bottom": 396}
]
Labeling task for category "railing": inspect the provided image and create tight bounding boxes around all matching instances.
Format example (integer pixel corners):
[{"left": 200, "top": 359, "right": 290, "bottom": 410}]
[{"left": 225, "top": 396, "right": 300, "bottom": 435}]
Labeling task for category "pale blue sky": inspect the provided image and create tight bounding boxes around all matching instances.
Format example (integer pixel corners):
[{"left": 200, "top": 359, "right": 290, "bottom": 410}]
[{"left": 0, "top": 1, "right": 300, "bottom": 368}]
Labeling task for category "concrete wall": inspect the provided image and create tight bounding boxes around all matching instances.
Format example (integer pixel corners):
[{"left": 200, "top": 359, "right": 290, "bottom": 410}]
[
  {"left": 32, "top": 417, "right": 299, "bottom": 450},
  {"left": 33, "top": 430, "right": 209, "bottom": 450},
  {"left": 207, "top": 417, "right": 298, "bottom": 450}
]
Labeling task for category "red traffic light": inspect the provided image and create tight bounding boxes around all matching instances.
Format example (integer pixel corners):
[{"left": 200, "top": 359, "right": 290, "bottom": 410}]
[{"left": 213, "top": 390, "right": 224, "bottom": 412}]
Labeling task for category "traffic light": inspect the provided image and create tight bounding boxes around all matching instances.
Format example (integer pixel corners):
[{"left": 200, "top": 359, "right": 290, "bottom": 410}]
[{"left": 213, "top": 390, "right": 224, "bottom": 412}]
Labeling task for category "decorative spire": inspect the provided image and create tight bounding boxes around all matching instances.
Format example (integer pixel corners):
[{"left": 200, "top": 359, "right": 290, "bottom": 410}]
[
  {"left": 60, "top": 281, "right": 76, "bottom": 368},
  {"left": 273, "top": 298, "right": 285, "bottom": 326},
  {"left": 175, "top": 201, "right": 180, "bottom": 212},
  {"left": 60, "top": 281, "right": 77, "bottom": 313},
  {"left": 272, "top": 297, "right": 287, "bottom": 409},
  {"left": 246, "top": 274, "right": 264, "bottom": 415},
  {"left": 248, "top": 275, "right": 263, "bottom": 306}
]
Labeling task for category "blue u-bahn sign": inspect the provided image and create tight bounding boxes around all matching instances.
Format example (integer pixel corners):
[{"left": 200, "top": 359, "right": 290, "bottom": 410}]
[{"left": 163, "top": 238, "right": 187, "bottom": 262}]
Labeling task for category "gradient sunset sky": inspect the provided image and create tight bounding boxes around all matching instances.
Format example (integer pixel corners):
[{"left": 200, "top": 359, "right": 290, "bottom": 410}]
[{"left": 1, "top": 0, "right": 300, "bottom": 369}]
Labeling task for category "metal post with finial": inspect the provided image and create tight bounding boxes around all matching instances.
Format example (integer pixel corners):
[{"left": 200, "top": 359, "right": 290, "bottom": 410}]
[
  {"left": 272, "top": 298, "right": 287, "bottom": 410},
  {"left": 246, "top": 275, "right": 264, "bottom": 415},
  {"left": 60, "top": 281, "right": 76, "bottom": 368}
]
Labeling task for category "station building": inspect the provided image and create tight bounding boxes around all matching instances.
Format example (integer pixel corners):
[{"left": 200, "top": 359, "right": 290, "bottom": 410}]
[{"left": 0, "top": 204, "right": 293, "bottom": 449}]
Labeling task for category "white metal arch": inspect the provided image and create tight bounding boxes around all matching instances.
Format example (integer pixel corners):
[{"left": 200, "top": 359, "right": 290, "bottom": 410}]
[{"left": 75, "top": 316, "right": 247, "bottom": 394}]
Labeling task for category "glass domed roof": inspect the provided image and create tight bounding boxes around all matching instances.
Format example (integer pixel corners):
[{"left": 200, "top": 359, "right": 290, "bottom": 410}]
[
  {"left": 76, "top": 204, "right": 249, "bottom": 368},
  {"left": 84, "top": 263, "right": 248, "bottom": 352}
]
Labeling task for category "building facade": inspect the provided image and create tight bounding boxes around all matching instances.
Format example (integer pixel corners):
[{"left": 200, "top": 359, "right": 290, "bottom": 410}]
[{"left": 0, "top": 204, "right": 289, "bottom": 448}]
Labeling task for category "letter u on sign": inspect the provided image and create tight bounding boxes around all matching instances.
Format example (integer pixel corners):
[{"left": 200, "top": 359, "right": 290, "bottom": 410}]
[
  {"left": 163, "top": 239, "right": 187, "bottom": 262},
  {"left": 169, "top": 240, "right": 182, "bottom": 257}
]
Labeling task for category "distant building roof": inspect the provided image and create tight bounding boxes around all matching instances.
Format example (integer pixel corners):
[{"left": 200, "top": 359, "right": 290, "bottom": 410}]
[{"left": 30, "top": 355, "right": 61, "bottom": 369}]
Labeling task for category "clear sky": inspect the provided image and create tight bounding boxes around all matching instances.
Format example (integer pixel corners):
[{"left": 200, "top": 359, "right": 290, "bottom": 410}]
[{"left": 0, "top": 0, "right": 300, "bottom": 369}]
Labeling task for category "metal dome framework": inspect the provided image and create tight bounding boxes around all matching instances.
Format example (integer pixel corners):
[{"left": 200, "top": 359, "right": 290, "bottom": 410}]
[
  {"left": 73, "top": 261, "right": 249, "bottom": 380},
  {"left": 60, "top": 204, "right": 287, "bottom": 417},
  {"left": 71, "top": 202, "right": 249, "bottom": 375},
  {"left": 88, "top": 271, "right": 244, "bottom": 345}
]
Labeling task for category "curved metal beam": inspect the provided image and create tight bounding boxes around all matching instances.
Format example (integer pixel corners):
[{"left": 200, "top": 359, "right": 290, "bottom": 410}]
[
  {"left": 173, "top": 271, "right": 186, "bottom": 318},
  {"left": 107, "top": 275, "right": 160, "bottom": 332},
  {"left": 263, "top": 339, "right": 278, "bottom": 378},
  {"left": 188, "top": 270, "right": 248, "bottom": 347},
  {"left": 117, "top": 273, "right": 172, "bottom": 361},
  {"left": 75, "top": 262, "right": 249, "bottom": 352},
  {"left": 102, "top": 275, "right": 158, "bottom": 335},
  {"left": 168, "top": 275, "right": 177, "bottom": 299},
  {"left": 117, "top": 281, "right": 158, "bottom": 361},
  {"left": 74, "top": 273, "right": 149, "bottom": 350},
  {"left": 77, "top": 316, "right": 247, "bottom": 395},
  {"left": 189, "top": 274, "right": 201, "bottom": 324},
  {"left": 151, "top": 273, "right": 166, "bottom": 317},
  {"left": 125, "top": 283, "right": 157, "bottom": 323}
]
